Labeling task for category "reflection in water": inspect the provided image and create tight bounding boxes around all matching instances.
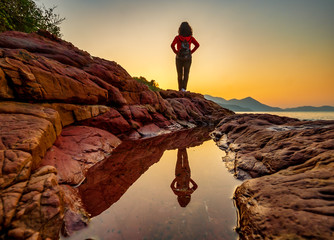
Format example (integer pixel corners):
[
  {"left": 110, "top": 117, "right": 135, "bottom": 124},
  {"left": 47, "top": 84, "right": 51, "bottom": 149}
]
[
  {"left": 171, "top": 148, "right": 198, "bottom": 207},
  {"left": 78, "top": 127, "right": 211, "bottom": 217},
  {"left": 64, "top": 127, "right": 242, "bottom": 240}
]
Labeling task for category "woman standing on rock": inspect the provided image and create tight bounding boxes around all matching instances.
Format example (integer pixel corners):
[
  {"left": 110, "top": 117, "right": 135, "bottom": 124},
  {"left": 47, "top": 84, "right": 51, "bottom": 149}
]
[{"left": 171, "top": 22, "right": 200, "bottom": 92}]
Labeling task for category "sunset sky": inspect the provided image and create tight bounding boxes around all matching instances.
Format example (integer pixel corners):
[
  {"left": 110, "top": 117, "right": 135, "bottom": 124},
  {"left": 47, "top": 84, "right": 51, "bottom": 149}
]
[{"left": 38, "top": 0, "right": 334, "bottom": 108}]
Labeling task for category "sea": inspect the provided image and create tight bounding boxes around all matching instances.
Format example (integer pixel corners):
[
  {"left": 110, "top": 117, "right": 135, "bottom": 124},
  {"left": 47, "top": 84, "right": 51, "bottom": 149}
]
[{"left": 236, "top": 111, "right": 334, "bottom": 121}]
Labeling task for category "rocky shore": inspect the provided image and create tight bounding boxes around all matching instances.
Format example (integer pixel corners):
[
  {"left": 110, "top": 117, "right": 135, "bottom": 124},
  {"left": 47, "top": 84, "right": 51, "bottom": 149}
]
[
  {"left": 1, "top": 30, "right": 333, "bottom": 240},
  {"left": 211, "top": 114, "right": 334, "bottom": 239},
  {"left": 0, "top": 31, "right": 233, "bottom": 239}
]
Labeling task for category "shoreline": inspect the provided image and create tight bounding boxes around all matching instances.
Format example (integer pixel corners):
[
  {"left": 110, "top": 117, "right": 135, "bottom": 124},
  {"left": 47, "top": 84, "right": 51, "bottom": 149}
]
[{"left": 211, "top": 113, "right": 334, "bottom": 240}]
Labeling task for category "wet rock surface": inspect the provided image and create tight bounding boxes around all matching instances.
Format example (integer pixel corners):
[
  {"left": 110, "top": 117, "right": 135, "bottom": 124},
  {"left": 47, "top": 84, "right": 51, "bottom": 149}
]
[
  {"left": 40, "top": 126, "right": 121, "bottom": 186},
  {"left": 211, "top": 113, "right": 334, "bottom": 239},
  {"left": 0, "top": 31, "right": 233, "bottom": 239}
]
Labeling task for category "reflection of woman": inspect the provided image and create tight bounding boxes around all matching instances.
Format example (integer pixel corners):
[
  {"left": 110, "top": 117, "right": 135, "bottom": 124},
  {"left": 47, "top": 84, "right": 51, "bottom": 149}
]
[
  {"left": 170, "top": 148, "right": 198, "bottom": 207},
  {"left": 171, "top": 22, "right": 200, "bottom": 91}
]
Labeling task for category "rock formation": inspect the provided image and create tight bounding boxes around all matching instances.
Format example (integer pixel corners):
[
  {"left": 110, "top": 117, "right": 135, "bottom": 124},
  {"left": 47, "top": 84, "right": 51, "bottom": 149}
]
[
  {"left": 0, "top": 30, "right": 233, "bottom": 239},
  {"left": 211, "top": 114, "right": 334, "bottom": 239}
]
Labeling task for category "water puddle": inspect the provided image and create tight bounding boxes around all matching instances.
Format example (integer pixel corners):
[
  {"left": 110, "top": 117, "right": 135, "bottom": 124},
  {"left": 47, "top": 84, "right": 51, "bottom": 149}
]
[{"left": 62, "top": 128, "right": 242, "bottom": 240}]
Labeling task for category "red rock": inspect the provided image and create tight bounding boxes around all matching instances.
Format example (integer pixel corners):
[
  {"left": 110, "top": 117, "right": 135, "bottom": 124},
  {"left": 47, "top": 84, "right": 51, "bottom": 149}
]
[
  {"left": 40, "top": 126, "right": 121, "bottom": 185},
  {"left": 151, "top": 112, "right": 171, "bottom": 128},
  {"left": 0, "top": 31, "right": 236, "bottom": 239},
  {"left": 9, "top": 166, "right": 65, "bottom": 240},
  {"left": 0, "top": 150, "right": 32, "bottom": 189},
  {"left": 117, "top": 105, "right": 132, "bottom": 119},
  {"left": 84, "top": 59, "right": 132, "bottom": 87},
  {"left": 140, "top": 89, "right": 159, "bottom": 105},
  {"left": 0, "top": 101, "right": 62, "bottom": 135},
  {"left": 166, "top": 98, "right": 192, "bottom": 121},
  {"left": 0, "top": 31, "right": 91, "bottom": 69},
  {"left": 80, "top": 108, "right": 133, "bottom": 135},
  {"left": 0, "top": 114, "right": 57, "bottom": 169},
  {"left": 0, "top": 51, "right": 108, "bottom": 104},
  {"left": 40, "top": 103, "right": 109, "bottom": 127},
  {"left": 0, "top": 67, "right": 14, "bottom": 99},
  {"left": 0, "top": 31, "right": 233, "bottom": 132},
  {"left": 160, "top": 90, "right": 234, "bottom": 125},
  {"left": 129, "top": 105, "right": 153, "bottom": 122},
  {"left": 1, "top": 181, "right": 27, "bottom": 229},
  {"left": 235, "top": 152, "right": 334, "bottom": 240},
  {"left": 136, "top": 123, "right": 165, "bottom": 138},
  {"left": 60, "top": 185, "right": 89, "bottom": 237},
  {"left": 212, "top": 114, "right": 332, "bottom": 178},
  {"left": 212, "top": 114, "right": 334, "bottom": 239}
]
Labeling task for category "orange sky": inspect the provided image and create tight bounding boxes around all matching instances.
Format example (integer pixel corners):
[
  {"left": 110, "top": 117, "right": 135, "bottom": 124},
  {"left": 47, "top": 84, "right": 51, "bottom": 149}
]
[{"left": 39, "top": 0, "right": 334, "bottom": 108}]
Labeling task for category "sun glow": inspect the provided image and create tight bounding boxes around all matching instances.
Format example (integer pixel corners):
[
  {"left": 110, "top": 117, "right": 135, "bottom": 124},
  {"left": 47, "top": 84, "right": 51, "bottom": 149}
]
[{"left": 39, "top": 0, "right": 334, "bottom": 108}]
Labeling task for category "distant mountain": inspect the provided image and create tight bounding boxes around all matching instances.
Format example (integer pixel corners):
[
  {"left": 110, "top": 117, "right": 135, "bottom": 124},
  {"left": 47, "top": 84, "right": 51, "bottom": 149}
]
[
  {"left": 283, "top": 106, "right": 334, "bottom": 112},
  {"left": 220, "top": 104, "right": 252, "bottom": 112},
  {"left": 228, "top": 97, "right": 282, "bottom": 112},
  {"left": 203, "top": 95, "right": 252, "bottom": 111},
  {"left": 204, "top": 95, "right": 281, "bottom": 112},
  {"left": 204, "top": 95, "right": 334, "bottom": 112}
]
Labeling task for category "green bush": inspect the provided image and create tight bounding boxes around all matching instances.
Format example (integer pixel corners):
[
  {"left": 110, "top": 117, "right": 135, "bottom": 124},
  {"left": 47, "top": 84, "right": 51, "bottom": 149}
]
[
  {"left": 133, "top": 76, "right": 161, "bottom": 92},
  {"left": 0, "top": 0, "right": 64, "bottom": 37}
]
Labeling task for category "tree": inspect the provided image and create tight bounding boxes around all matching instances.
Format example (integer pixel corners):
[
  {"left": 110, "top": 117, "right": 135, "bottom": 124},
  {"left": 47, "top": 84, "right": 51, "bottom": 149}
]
[
  {"left": 0, "top": 0, "right": 64, "bottom": 37},
  {"left": 133, "top": 76, "right": 161, "bottom": 92}
]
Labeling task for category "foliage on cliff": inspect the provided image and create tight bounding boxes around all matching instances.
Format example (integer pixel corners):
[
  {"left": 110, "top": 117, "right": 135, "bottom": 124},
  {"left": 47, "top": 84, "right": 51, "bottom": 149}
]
[
  {"left": 0, "top": 0, "right": 64, "bottom": 37},
  {"left": 133, "top": 76, "right": 161, "bottom": 92}
]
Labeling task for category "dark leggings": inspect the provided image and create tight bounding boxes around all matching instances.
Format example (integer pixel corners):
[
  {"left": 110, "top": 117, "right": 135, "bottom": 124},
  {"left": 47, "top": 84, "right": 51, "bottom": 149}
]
[{"left": 176, "top": 57, "right": 192, "bottom": 91}]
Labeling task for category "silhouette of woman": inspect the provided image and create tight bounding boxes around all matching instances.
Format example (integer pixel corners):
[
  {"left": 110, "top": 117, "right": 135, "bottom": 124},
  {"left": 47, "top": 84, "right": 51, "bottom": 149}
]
[
  {"left": 171, "top": 22, "right": 200, "bottom": 92},
  {"left": 170, "top": 148, "right": 198, "bottom": 207}
]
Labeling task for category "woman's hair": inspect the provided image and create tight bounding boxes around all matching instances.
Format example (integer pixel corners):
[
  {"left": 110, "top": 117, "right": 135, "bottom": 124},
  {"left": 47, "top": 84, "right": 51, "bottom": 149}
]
[{"left": 178, "top": 22, "right": 193, "bottom": 37}]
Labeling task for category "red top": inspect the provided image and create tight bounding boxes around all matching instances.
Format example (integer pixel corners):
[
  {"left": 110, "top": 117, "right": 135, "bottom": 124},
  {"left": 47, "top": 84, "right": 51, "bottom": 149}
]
[{"left": 171, "top": 35, "right": 200, "bottom": 55}]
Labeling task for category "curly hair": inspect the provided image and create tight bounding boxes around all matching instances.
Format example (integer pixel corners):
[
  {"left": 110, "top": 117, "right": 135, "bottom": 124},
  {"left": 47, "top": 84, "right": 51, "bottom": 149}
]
[{"left": 178, "top": 22, "right": 193, "bottom": 37}]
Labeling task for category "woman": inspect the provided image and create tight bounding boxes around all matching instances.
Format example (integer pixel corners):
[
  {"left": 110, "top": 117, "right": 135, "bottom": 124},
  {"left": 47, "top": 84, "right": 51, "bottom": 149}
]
[{"left": 171, "top": 22, "right": 200, "bottom": 91}]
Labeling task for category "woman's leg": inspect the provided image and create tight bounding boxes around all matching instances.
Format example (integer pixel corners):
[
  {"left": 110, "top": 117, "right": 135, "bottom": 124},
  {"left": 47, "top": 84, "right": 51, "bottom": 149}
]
[
  {"left": 176, "top": 58, "right": 183, "bottom": 91},
  {"left": 182, "top": 58, "right": 192, "bottom": 90}
]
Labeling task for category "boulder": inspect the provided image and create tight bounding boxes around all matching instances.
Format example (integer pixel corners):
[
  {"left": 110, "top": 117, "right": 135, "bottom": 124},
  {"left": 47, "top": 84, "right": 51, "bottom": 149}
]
[
  {"left": 0, "top": 50, "right": 108, "bottom": 104},
  {"left": 0, "top": 150, "right": 32, "bottom": 190},
  {"left": 7, "top": 166, "right": 64, "bottom": 240},
  {"left": 0, "top": 67, "right": 14, "bottom": 99},
  {"left": 211, "top": 114, "right": 333, "bottom": 179},
  {"left": 40, "top": 103, "right": 110, "bottom": 127},
  {"left": 235, "top": 151, "right": 334, "bottom": 240},
  {"left": 80, "top": 108, "right": 133, "bottom": 135},
  {"left": 0, "top": 114, "right": 57, "bottom": 169},
  {"left": 160, "top": 90, "right": 234, "bottom": 125},
  {"left": 211, "top": 114, "right": 334, "bottom": 239},
  {"left": 40, "top": 126, "right": 121, "bottom": 185},
  {"left": 0, "top": 101, "right": 62, "bottom": 135}
]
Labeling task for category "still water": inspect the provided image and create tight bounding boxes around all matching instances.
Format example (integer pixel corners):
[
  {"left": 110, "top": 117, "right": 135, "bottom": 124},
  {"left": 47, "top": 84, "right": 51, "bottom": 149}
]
[{"left": 64, "top": 128, "right": 241, "bottom": 240}]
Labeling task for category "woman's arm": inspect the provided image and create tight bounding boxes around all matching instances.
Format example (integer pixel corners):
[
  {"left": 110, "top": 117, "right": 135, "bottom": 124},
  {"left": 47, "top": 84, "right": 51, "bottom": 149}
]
[
  {"left": 190, "top": 178, "right": 198, "bottom": 190},
  {"left": 171, "top": 36, "right": 179, "bottom": 54},
  {"left": 170, "top": 178, "right": 177, "bottom": 190},
  {"left": 191, "top": 37, "right": 200, "bottom": 54}
]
